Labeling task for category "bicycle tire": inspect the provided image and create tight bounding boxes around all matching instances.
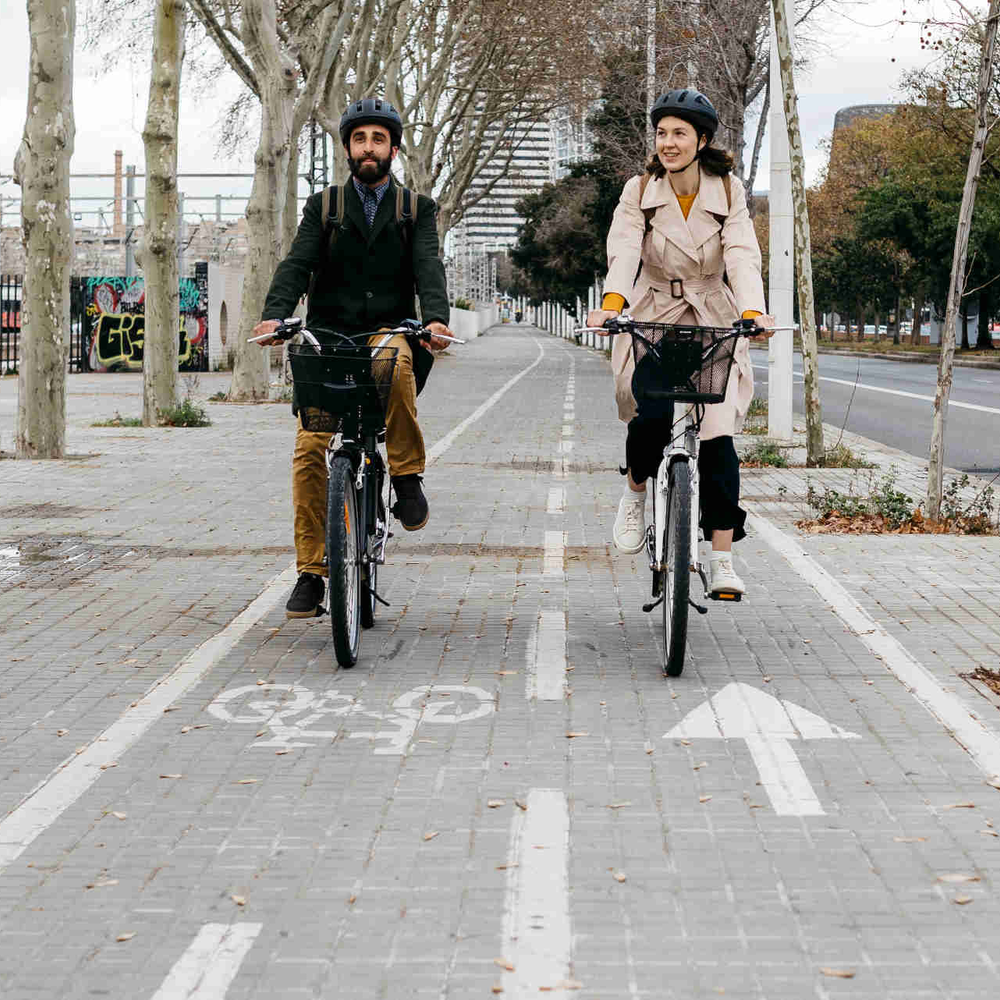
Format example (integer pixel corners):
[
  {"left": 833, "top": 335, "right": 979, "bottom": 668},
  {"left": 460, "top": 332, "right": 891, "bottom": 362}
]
[
  {"left": 662, "top": 460, "right": 691, "bottom": 677},
  {"left": 327, "top": 456, "right": 362, "bottom": 667},
  {"left": 360, "top": 461, "right": 386, "bottom": 630}
]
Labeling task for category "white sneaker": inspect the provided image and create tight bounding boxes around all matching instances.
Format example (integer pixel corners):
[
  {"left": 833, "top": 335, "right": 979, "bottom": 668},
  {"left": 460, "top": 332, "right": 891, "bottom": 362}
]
[
  {"left": 613, "top": 488, "right": 647, "bottom": 554},
  {"left": 710, "top": 554, "right": 745, "bottom": 595}
]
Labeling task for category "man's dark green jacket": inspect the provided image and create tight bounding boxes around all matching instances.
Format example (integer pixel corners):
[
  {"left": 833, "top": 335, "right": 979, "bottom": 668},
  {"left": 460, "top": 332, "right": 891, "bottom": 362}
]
[{"left": 261, "top": 177, "right": 450, "bottom": 336}]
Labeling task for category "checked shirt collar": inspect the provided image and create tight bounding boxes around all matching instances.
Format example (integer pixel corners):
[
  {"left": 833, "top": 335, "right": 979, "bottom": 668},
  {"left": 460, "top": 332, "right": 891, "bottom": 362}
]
[{"left": 352, "top": 176, "right": 390, "bottom": 228}]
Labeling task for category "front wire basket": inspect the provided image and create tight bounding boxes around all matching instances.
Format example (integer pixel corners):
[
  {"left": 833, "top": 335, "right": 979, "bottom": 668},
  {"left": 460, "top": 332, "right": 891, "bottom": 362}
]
[
  {"left": 287, "top": 341, "right": 399, "bottom": 430},
  {"left": 627, "top": 322, "right": 739, "bottom": 404}
]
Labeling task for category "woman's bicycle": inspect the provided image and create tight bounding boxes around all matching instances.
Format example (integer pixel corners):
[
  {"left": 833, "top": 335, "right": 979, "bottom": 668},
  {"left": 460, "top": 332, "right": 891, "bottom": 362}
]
[
  {"left": 579, "top": 315, "right": 772, "bottom": 677},
  {"left": 251, "top": 317, "right": 462, "bottom": 667}
]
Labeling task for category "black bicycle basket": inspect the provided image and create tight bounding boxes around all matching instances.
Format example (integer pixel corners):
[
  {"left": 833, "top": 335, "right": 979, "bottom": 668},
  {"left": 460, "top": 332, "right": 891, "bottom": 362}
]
[
  {"left": 628, "top": 322, "right": 739, "bottom": 405},
  {"left": 287, "top": 341, "right": 399, "bottom": 429}
]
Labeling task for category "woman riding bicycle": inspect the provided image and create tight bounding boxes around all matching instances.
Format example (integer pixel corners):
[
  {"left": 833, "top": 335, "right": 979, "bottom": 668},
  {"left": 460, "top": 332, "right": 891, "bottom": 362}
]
[{"left": 586, "top": 88, "right": 775, "bottom": 597}]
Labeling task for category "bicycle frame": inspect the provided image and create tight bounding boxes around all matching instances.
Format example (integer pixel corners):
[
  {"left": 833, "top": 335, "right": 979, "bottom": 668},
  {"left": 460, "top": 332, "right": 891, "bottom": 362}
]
[{"left": 649, "top": 408, "right": 710, "bottom": 596}]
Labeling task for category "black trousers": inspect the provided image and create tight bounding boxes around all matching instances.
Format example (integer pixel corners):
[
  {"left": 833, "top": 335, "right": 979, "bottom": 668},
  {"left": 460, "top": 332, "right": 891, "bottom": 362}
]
[{"left": 625, "top": 410, "right": 746, "bottom": 543}]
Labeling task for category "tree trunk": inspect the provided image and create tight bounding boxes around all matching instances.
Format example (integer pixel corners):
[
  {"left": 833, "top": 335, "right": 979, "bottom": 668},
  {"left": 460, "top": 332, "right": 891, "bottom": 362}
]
[
  {"left": 927, "top": 0, "right": 1000, "bottom": 519},
  {"left": 229, "top": 0, "right": 296, "bottom": 401},
  {"left": 855, "top": 301, "right": 864, "bottom": 343},
  {"left": 772, "top": 0, "right": 822, "bottom": 466},
  {"left": 141, "top": 0, "right": 185, "bottom": 426},
  {"left": 893, "top": 292, "right": 901, "bottom": 345},
  {"left": 14, "top": 0, "right": 76, "bottom": 459},
  {"left": 913, "top": 293, "right": 924, "bottom": 345}
]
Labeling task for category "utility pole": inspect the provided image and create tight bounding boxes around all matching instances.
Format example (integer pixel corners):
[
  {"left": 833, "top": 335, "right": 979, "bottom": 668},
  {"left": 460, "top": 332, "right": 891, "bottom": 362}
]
[{"left": 767, "top": 0, "right": 794, "bottom": 443}]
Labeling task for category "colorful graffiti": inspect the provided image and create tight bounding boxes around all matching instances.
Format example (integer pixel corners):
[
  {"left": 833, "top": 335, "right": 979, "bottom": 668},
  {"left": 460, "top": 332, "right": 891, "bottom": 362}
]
[{"left": 81, "top": 262, "right": 208, "bottom": 372}]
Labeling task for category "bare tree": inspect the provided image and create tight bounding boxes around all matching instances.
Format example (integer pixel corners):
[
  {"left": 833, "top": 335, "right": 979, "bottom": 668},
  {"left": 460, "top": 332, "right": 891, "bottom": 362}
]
[
  {"left": 188, "top": 0, "right": 350, "bottom": 400},
  {"left": 141, "top": 0, "right": 186, "bottom": 425},
  {"left": 771, "top": 0, "right": 822, "bottom": 464},
  {"left": 14, "top": 0, "right": 76, "bottom": 458},
  {"left": 927, "top": 0, "right": 1000, "bottom": 520}
]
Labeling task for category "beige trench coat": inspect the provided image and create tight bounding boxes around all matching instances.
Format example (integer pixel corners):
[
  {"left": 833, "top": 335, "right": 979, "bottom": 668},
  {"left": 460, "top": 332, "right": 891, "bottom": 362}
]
[{"left": 605, "top": 168, "right": 766, "bottom": 441}]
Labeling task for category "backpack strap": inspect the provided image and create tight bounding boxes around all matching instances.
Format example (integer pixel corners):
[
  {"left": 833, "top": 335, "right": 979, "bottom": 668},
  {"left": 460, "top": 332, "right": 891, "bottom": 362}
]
[{"left": 395, "top": 185, "right": 417, "bottom": 249}]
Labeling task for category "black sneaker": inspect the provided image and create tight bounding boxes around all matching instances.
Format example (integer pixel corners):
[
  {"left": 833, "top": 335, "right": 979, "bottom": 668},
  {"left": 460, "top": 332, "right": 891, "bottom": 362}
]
[
  {"left": 391, "top": 474, "right": 429, "bottom": 531},
  {"left": 285, "top": 572, "right": 325, "bottom": 619}
]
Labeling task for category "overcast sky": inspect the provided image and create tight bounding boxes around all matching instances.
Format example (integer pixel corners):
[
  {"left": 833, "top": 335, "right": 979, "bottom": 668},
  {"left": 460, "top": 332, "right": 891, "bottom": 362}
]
[{"left": 0, "top": 0, "right": 934, "bottom": 224}]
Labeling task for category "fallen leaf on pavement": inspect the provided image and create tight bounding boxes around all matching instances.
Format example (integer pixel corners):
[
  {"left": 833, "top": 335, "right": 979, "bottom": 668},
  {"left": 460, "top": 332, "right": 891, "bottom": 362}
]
[
  {"left": 937, "top": 873, "right": 980, "bottom": 883},
  {"left": 111, "top": 812, "right": 127, "bottom": 821},
  {"left": 612, "top": 872, "right": 627, "bottom": 883},
  {"left": 487, "top": 799, "right": 506, "bottom": 808},
  {"left": 980, "top": 830, "right": 999, "bottom": 837},
  {"left": 100, "top": 762, "right": 118, "bottom": 770},
  {"left": 57, "top": 729, "right": 68, "bottom": 736},
  {"left": 231, "top": 895, "right": 246, "bottom": 906},
  {"left": 953, "top": 895, "right": 974, "bottom": 905},
  {"left": 699, "top": 795, "right": 712, "bottom": 803},
  {"left": 693, "top": 762, "right": 708, "bottom": 770},
  {"left": 423, "top": 831, "right": 439, "bottom": 841},
  {"left": 893, "top": 836, "right": 927, "bottom": 842},
  {"left": 348, "top": 895, "right": 357, "bottom": 904},
  {"left": 86, "top": 879, "right": 118, "bottom": 889},
  {"left": 514, "top": 799, "right": 527, "bottom": 811},
  {"left": 116, "top": 932, "right": 136, "bottom": 942},
  {"left": 943, "top": 802, "right": 976, "bottom": 809},
  {"left": 491, "top": 987, "right": 503, "bottom": 994},
  {"left": 495, "top": 864, "right": 518, "bottom": 870},
  {"left": 495, "top": 671, "right": 518, "bottom": 676},
  {"left": 986, "top": 779, "right": 1000, "bottom": 791},
  {"left": 236, "top": 778, "right": 259, "bottom": 784},
  {"left": 159, "top": 774, "right": 182, "bottom": 779},
  {"left": 819, "top": 968, "right": 855, "bottom": 979},
  {"left": 275, "top": 750, "right": 292, "bottom": 755},
  {"left": 181, "top": 726, "right": 192, "bottom": 734},
  {"left": 607, "top": 802, "right": 631, "bottom": 809},
  {"left": 493, "top": 958, "right": 514, "bottom": 971},
  {"left": 679, "top": 739, "right": 691, "bottom": 746},
  {"left": 565, "top": 732, "right": 589, "bottom": 739},
  {"left": 256, "top": 679, "right": 265, "bottom": 686}
]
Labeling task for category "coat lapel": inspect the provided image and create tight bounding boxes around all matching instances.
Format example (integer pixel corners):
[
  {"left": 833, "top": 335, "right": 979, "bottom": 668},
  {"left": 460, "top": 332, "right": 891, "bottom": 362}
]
[
  {"left": 366, "top": 178, "right": 397, "bottom": 246},
  {"left": 642, "top": 173, "right": 700, "bottom": 265},
  {"left": 687, "top": 171, "right": 729, "bottom": 249},
  {"left": 343, "top": 181, "right": 369, "bottom": 239}
]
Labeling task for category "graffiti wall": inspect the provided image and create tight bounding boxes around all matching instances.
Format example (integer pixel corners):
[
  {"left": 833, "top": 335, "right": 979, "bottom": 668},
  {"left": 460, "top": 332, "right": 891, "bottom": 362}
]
[{"left": 81, "top": 262, "right": 209, "bottom": 372}]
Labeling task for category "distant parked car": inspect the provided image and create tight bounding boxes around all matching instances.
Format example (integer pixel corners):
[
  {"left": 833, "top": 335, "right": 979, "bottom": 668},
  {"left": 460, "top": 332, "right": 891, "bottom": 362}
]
[
  {"left": 878, "top": 324, "right": 887, "bottom": 337},
  {"left": 864, "top": 324, "right": 876, "bottom": 337}
]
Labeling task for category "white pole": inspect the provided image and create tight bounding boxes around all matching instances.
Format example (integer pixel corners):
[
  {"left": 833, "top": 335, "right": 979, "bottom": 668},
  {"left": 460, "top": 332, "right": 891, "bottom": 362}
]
[{"left": 768, "top": 0, "right": 794, "bottom": 443}]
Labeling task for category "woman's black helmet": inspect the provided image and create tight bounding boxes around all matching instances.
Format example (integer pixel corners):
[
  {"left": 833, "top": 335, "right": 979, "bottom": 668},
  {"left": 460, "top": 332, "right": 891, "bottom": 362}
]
[
  {"left": 339, "top": 97, "right": 403, "bottom": 147},
  {"left": 650, "top": 89, "right": 719, "bottom": 141}
]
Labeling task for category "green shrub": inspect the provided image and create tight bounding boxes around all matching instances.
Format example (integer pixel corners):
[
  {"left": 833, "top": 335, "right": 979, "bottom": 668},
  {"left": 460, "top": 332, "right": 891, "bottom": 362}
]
[
  {"left": 741, "top": 441, "right": 789, "bottom": 467},
  {"left": 806, "top": 466, "right": 914, "bottom": 527},
  {"left": 453, "top": 297, "right": 474, "bottom": 311},
  {"left": 159, "top": 398, "right": 211, "bottom": 427},
  {"left": 92, "top": 412, "right": 143, "bottom": 428}
]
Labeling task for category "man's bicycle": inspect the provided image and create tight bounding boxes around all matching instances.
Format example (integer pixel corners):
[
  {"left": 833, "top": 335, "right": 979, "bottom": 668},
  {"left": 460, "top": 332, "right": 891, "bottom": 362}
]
[
  {"left": 251, "top": 317, "right": 462, "bottom": 667},
  {"left": 579, "top": 315, "right": 775, "bottom": 677}
]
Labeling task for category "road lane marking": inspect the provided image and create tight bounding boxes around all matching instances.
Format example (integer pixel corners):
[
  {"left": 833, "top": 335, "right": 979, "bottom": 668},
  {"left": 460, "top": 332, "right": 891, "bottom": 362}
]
[
  {"left": 750, "top": 364, "right": 1000, "bottom": 415},
  {"left": 0, "top": 563, "right": 298, "bottom": 875},
  {"left": 427, "top": 339, "right": 546, "bottom": 464},
  {"left": 543, "top": 530, "right": 566, "bottom": 578},
  {"left": 0, "top": 338, "right": 550, "bottom": 876},
  {"left": 150, "top": 922, "right": 262, "bottom": 1000},
  {"left": 547, "top": 486, "right": 565, "bottom": 514},
  {"left": 749, "top": 511, "right": 1000, "bottom": 779},
  {"left": 528, "top": 611, "right": 567, "bottom": 702},
  {"left": 501, "top": 789, "right": 572, "bottom": 995},
  {"left": 665, "top": 682, "right": 859, "bottom": 816}
]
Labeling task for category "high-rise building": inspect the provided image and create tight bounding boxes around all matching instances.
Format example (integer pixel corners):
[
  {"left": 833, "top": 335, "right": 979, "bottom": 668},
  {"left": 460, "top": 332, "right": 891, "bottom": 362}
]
[{"left": 549, "top": 105, "right": 595, "bottom": 182}]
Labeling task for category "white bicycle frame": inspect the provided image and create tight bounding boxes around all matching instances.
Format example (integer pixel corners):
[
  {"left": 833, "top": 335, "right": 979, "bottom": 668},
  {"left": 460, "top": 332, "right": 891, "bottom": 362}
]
[{"left": 649, "top": 407, "right": 710, "bottom": 595}]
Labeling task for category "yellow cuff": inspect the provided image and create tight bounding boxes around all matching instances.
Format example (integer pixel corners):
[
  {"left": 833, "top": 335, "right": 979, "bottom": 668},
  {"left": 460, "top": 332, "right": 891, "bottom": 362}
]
[
  {"left": 602, "top": 292, "right": 626, "bottom": 313},
  {"left": 741, "top": 310, "right": 761, "bottom": 320}
]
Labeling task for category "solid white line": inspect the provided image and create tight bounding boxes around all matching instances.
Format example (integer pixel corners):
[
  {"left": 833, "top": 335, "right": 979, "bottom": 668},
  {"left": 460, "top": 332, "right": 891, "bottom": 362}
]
[
  {"left": 501, "top": 789, "right": 572, "bottom": 995},
  {"left": 0, "top": 564, "right": 298, "bottom": 874},
  {"left": 527, "top": 611, "right": 567, "bottom": 702},
  {"left": 745, "top": 736, "right": 824, "bottom": 816},
  {"left": 543, "top": 531, "right": 565, "bottom": 578},
  {"left": 749, "top": 512, "right": 1000, "bottom": 779},
  {"left": 150, "top": 922, "right": 262, "bottom": 1000},
  {"left": 427, "top": 340, "right": 546, "bottom": 464},
  {"left": 750, "top": 364, "right": 1000, "bottom": 415}
]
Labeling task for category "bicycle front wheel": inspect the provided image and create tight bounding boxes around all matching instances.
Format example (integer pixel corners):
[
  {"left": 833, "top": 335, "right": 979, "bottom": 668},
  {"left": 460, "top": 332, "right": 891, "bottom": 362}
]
[
  {"left": 327, "top": 456, "right": 362, "bottom": 667},
  {"left": 662, "top": 459, "right": 691, "bottom": 677}
]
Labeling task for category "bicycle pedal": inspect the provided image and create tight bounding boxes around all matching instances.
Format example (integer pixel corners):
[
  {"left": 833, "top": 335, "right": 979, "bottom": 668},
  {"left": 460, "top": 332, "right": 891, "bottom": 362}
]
[{"left": 710, "top": 591, "right": 742, "bottom": 603}]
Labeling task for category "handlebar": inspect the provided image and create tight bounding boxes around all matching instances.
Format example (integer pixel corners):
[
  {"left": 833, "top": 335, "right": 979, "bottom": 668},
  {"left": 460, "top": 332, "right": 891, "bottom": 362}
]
[
  {"left": 248, "top": 317, "right": 466, "bottom": 348},
  {"left": 573, "top": 315, "right": 794, "bottom": 337}
]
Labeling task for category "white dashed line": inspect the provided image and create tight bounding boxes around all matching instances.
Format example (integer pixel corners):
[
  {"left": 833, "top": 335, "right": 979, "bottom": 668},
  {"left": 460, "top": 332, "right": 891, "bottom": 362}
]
[{"left": 501, "top": 789, "right": 573, "bottom": 994}]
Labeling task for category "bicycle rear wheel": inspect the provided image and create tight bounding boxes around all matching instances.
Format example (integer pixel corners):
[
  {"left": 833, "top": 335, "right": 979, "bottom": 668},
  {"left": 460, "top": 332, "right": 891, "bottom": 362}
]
[
  {"left": 662, "top": 460, "right": 691, "bottom": 677},
  {"left": 327, "top": 456, "right": 362, "bottom": 667}
]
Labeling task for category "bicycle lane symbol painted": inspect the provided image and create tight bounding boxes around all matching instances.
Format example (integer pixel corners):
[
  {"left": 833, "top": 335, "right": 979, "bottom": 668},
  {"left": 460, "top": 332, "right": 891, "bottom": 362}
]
[{"left": 206, "top": 683, "right": 494, "bottom": 755}]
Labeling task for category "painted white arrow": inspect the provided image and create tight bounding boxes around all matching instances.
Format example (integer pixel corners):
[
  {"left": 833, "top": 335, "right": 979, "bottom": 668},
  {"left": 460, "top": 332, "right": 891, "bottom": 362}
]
[{"left": 665, "top": 682, "right": 860, "bottom": 816}]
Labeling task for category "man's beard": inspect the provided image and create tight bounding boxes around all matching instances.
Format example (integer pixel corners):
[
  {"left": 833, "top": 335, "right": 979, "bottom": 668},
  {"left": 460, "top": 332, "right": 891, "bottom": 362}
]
[{"left": 349, "top": 152, "right": 392, "bottom": 184}]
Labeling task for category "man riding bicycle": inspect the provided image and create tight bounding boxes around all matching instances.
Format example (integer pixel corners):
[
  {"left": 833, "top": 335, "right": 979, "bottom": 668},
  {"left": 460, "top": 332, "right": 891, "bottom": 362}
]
[{"left": 252, "top": 97, "right": 453, "bottom": 619}]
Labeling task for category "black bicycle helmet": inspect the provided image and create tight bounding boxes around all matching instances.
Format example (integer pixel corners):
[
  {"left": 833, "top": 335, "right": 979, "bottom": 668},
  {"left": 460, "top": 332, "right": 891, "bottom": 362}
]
[
  {"left": 650, "top": 89, "right": 719, "bottom": 140},
  {"left": 338, "top": 97, "right": 403, "bottom": 147}
]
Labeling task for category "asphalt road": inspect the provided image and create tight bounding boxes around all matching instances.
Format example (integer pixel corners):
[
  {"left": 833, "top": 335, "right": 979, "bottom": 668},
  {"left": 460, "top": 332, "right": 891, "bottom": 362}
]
[{"left": 750, "top": 349, "right": 1000, "bottom": 474}]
